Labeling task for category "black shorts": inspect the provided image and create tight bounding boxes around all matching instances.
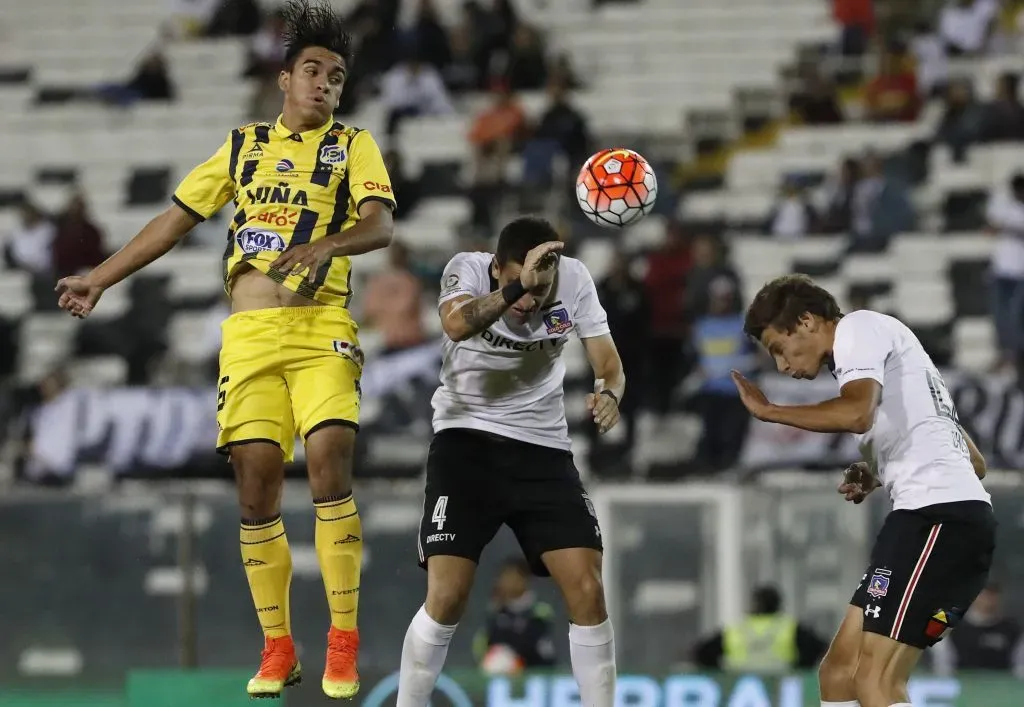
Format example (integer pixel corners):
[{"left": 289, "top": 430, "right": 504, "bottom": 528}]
[
  {"left": 417, "top": 428, "right": 603, "bottom": 576},
  {"left": 851, "top": 500, "right": 996, "bottom": 649}
]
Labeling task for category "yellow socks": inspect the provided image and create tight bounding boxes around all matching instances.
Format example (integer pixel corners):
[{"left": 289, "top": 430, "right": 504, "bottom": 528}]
[
  {"left": 314, "top": 495, "right": 363, "bottom": 631},
  {"left": 240, "top": 515, "right": 293, "bottom": 639}
]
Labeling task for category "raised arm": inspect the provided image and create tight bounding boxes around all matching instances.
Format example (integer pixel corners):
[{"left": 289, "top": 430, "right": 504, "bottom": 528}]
[
  {"left": 56, "top": 203, "right": 199, "bottom": 317},
  {"left": 438, "top": 241, "right": 563, "bottom": 342}
]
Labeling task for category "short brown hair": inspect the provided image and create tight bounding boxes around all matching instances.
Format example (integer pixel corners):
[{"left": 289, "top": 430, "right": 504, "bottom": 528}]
[{"left": 743, "top": 274, "right": 841, "bottom": 340}]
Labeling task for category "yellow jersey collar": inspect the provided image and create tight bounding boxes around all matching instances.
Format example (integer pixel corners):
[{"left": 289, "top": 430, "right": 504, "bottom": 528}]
[{"left": 274, "top": 115, "right": 334, "bottom": 142}]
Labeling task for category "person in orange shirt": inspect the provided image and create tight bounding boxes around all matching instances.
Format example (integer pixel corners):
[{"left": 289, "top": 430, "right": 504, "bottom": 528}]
[
  {"left": 865, "top": 49, "right": 921, "bottom": 123},
  {"left": 362, "top": 241, "right": 427, "bottom": 354}
]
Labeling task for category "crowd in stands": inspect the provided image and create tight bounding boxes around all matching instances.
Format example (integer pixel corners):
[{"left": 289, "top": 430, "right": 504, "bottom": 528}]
[{"left": 8, "top": 0, "right": 1024, "bottom": 482}]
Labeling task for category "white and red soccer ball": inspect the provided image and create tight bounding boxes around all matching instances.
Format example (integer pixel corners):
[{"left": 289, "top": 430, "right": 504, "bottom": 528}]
[{"left": 575, "top": 148, "right": 658, "bottom": 228}]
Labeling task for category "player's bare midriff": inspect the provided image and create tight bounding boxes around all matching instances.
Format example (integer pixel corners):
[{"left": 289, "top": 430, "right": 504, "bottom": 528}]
[{"left": 229, "top": 263, "right": 318, "bottom": 313}]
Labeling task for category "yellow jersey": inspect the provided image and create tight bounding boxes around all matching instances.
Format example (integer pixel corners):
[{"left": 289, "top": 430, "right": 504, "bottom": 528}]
[{"left": 172, "top": 116, "right": 396, "bottom": 308}]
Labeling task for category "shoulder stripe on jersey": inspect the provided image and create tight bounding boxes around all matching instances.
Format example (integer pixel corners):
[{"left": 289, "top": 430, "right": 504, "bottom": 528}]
[
  {"left": 327, "top": 126, "right": 359, "bottom": 235},
  {"left": 228, "top": 129, "right": 245, "bottom": 182},
  {"left": 223, "top": 208, "right": 247, "bottom": 282},
  {"left": 238, "top": 127, "right": 270, "bottom": 187},
  {"left": 254, "top": 124, "right": 270, "bottom": 143},
  {"left": 290, "top": 208, "right": 319, "bottom": 247}
]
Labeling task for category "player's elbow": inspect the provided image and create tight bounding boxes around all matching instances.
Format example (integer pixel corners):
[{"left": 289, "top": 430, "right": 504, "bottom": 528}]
[
  {"left": 442, "top": 319, "right": 472, "bottom": 342},
  {"left": 847, "top": 411, "right": 874, "bottom": 434}
]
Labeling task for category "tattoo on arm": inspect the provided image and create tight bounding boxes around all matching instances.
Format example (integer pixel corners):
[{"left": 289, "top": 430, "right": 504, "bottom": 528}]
[{"left": 454, "top": 291, "right": 511, "bottom": 336}]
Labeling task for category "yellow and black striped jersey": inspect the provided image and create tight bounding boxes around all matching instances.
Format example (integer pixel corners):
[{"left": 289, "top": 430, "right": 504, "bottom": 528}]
[{"left": 172, "top": 116, "right": 396, "bottom": 308}]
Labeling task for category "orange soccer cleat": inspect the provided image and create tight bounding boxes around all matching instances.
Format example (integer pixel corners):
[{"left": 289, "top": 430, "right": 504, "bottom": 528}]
[
  {"left": 322, "top": 626, "right": 360, "bottom": 699},
  {"left": 246, "top": 636, "right": 302, "bottom": 699}
]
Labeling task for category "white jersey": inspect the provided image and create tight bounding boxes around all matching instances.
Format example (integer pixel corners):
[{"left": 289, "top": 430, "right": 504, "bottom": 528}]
[
  {"left": 832, "top": 310, "right": 991, "bottom": 511},
  {"left": 431, "top": 252, "right": 610, "bottom": 450}
]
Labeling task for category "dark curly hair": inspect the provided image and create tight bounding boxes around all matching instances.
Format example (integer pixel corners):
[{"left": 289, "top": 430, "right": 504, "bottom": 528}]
[
  {"left": 743, "top": 274, "right": 842, "bottom": 341},
  {"left": 281, "top": 0, "right": 355, "bottom": 71}
]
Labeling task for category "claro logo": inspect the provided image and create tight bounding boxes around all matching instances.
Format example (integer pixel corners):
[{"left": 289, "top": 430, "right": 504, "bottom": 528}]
[{"left": 363, "top": 181, "right": 393, "bottom": 193}]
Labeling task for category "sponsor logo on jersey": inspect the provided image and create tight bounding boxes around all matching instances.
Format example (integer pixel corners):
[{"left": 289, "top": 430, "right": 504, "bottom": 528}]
[
  {"left": 276, "top": 158, "right": 294, "bottom": 172},
  {"left": 320, "top": 144, "right": 346, "bottom": 164},
  {"left": 362, "top": 180, "right": 392, "bottom": 193},
  {"left": 866, "top": 568, "right": 892, "bottom": 599},
  {"left": 243, "top": 143, "right": 264, "bottom": 159},
  {"left": 246, "top": 184, "right": 309, "bottom": 206},
  {"left": 425, "top": 533, "right": 456, "bottom": 543},
  {"left": 480, "top": 329, "right": 562, "bottom": 352},
  {"left": 543, "top": 307, "right": 573, "bottom": 335},
  {"left": 235, "top": 228, "right": 286, "bottom": 254}
]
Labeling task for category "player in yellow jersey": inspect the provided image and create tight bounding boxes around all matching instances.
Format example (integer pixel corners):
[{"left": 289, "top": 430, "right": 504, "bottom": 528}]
[{"left": 55, "top": 0, "right": 393, "bottom": 699}]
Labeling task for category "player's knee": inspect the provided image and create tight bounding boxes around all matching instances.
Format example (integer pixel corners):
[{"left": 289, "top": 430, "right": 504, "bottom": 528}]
[
  {"left": 304, "top": 424, "right": 356, "bottom": 496},
  {"left": 818, "top": 648, "right": 857, "bottom": 698},
  {"left": 231, "top": 446, "right": 285, "bottom": 517},
  {"left": 852, "top": 649, "right": 899, "bottom": 706},
  {"left": 424, "top": 581, "right": 471, "bottom": 625},
  {"left": 563, "top": 570, "right": 607, "bottom": 625}
]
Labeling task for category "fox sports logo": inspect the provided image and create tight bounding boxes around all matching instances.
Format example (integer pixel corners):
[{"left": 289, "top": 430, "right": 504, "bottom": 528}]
[{"left": 236, "top": 228, "right": 286, "bottom": 254}]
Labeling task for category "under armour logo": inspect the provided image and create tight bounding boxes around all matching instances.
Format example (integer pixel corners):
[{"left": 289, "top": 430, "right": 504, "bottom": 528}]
[{"left": 865, "top": 604, "right": 881, "bottom": 619}]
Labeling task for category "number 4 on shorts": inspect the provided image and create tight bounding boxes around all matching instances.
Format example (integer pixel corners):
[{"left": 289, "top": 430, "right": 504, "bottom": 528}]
[{"left": 431, "top": 496, "right": 448, "bottom": 530}]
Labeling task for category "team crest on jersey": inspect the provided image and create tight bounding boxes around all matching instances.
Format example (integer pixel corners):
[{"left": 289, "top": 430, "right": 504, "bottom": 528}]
[
  {"left": 442, "top": 273, "right": 460, "bottom": 294},
  {"left": 320, "top": 145, "right": 346, "bottom": 164},
  {"left": 866, "top": 568, "right": 892, "bottom": 599},
  {"left": 235, "top": 228, "right": 285, "bottom": 254},
  {"left": 276, "top": 159, "right": 294, "bottom": 172},
  {"left": 543, "top": 308, "right": 572, "bottom": 335}
]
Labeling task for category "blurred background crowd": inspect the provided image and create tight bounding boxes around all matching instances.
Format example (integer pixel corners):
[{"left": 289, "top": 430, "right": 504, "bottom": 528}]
[{"left": 2, "top": 0, "right": 1024, "bottom": 701}]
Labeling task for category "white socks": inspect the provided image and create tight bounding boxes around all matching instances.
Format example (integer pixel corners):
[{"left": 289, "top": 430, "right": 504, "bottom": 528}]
[
  {"left": 568, "top": 619, "right": 617, "bottom": 707},
  {"left": 821, "top": 702, "right": 860, "bottom": 706},
  {"left": 396, "top": 606, "right": 457, "bottom": 707}
]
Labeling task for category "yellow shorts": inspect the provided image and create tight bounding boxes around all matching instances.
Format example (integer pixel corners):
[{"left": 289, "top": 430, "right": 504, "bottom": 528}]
[{"left": 216, "top": 306, "right": 363, "bottom": 461}]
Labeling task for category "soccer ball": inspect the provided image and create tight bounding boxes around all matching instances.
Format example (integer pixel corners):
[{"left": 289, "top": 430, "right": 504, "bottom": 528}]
[
  {"left": 576, "top": 148, "right": 657, "bottom": 228},
  {"left": 481, "top": 644, "right": 525, "bottom": 676}
]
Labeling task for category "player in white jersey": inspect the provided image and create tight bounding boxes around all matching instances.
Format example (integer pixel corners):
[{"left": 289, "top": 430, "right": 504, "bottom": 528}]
[
  {"left": 396, "top": 217, "right": 624, "bottom": 707},
  {"left": 731, "top": 275, "right": 994, "bottom": 707}
]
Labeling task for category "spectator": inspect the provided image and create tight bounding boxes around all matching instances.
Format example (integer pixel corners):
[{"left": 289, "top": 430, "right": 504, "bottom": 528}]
[
  {"left": 934, "top": 79, "right": 985, "bottom": 163},
  {"left": 931, "top": 584, "right": 1024, "bottom": 677},
  {"left": 52, "top": 194, "right": 106, "bottom": 278},
  {"left": 694, "top": 585, "right": 828, "bottom": 672},
  {"left": 643, "top": 222, "right": 693, "bottom": 417},
  {"left": 473, "top": 558, "right": 556, "bottom": 672},
  {"left": 383, "top": 149, "right": 422, "bottom": 220},
  {"left": 985, "top": 173, "right": 1024, "bottom": 373},
  {"left": 849, "top": 152, "right": 915, "bottom": 252},
  {"left": 864, "top": 48, "right": 920, "bottom": 123},
  {"left": 469, "top": 84, "right": 527, "bottom": 156},
  {"left": 362, "top": 241, "right": 426, "bottom": 354},
  {"left": 909, "top": 20, "right": 949, "bottom": 98},
  {"left": 592, "top": 253, "right": 650, "bottom": 464},
  {"left": 819, "top": 156, "right": 861, "bottom": 233},
  {"left": 547, "top": 52, "right": 582, "bottom": 90},
  {"left": 790, "top": 73, "right": 844, "bottom": 125},
  {"left": 503, "top": 23, "right": 547, "bottom": 91},
  {"left": 685, "top": 233, "right": 742, "bottom": 320},
  {"left": 939, "top": 0, "right": 999, "bottom": 56},
  {"left": 444, "top": 23, "right": 483, "bottom": 92},
  {"left": 407, "top": 0, "right": 451, "bottom": 70},
  {"left": 983, "top": 72, "right": 1024, "bottom": 142},
  {"left": 244, "top": 10, "right": 287, "bottom": 77},
  {"left": 768, "top": 178, "right": 819, "bottom": 239},
  {"left": 206, "top": 0, "right": 262, "bottom": 37},
  {"left": 832, "top": 0, "right": 875, "bottom": 56},
  {"left": 5, "top": 201, "right": 55, "bottom": 276},
  {"left": 691, "top": 277, "right": 756, "bottom": 472},
  {"left": 380, "top": 53, "right": 454, "bottom": 135},
  {"left": 167, "top": 0, "right": 219, "bottom": 38},
  {"left": 96, "top": 51, "right": 175, "bottom": 107},
  {"left": 521, "top": 80, "right": 590, "bottom": 192}
]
